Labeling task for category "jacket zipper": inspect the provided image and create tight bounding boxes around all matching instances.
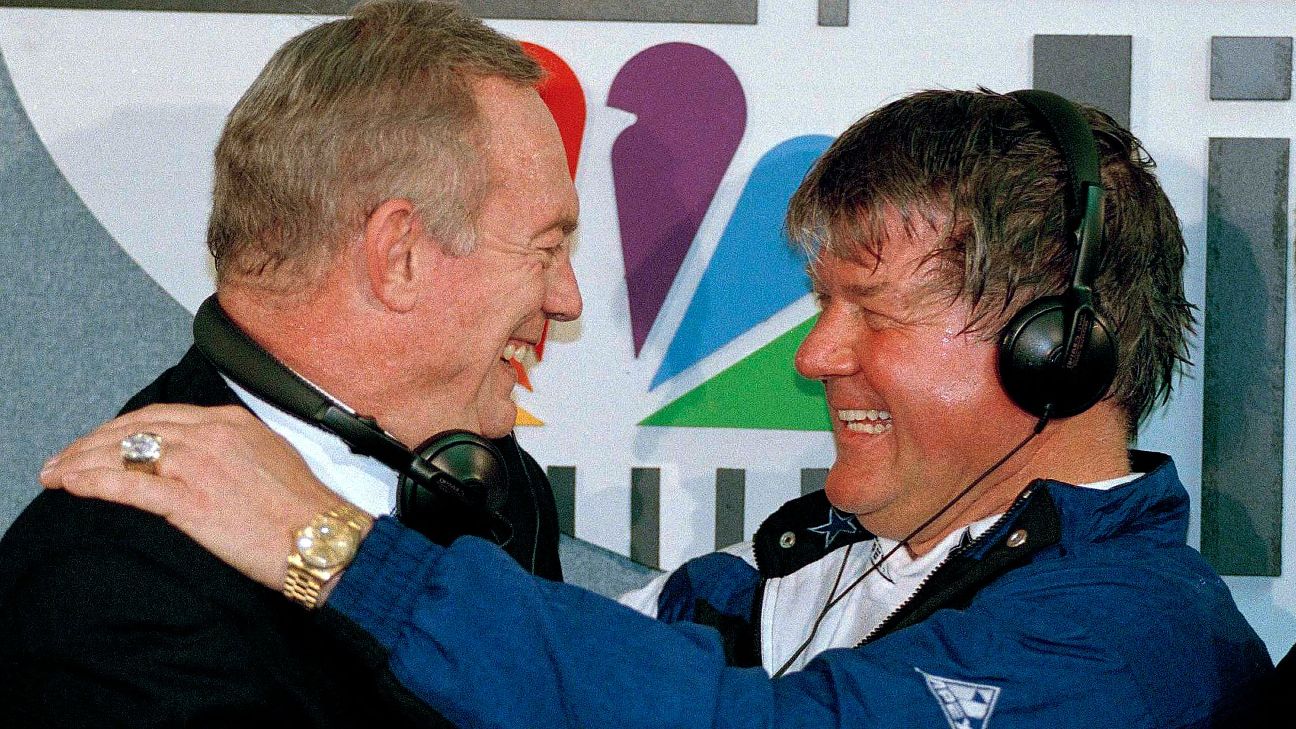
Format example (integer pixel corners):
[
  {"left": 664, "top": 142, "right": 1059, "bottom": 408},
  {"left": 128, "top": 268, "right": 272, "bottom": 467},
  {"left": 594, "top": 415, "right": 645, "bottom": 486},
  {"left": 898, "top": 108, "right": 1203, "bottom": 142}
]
[{"left": 856, "top": 485, "right": 1037, "bottom": 647}]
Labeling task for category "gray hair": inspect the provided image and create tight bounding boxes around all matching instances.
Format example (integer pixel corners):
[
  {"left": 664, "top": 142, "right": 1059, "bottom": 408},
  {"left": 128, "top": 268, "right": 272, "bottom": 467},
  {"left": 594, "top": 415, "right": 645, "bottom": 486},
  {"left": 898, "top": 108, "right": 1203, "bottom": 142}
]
[{"left": 207, "top": 0, "right": 541, "bottom": 287}]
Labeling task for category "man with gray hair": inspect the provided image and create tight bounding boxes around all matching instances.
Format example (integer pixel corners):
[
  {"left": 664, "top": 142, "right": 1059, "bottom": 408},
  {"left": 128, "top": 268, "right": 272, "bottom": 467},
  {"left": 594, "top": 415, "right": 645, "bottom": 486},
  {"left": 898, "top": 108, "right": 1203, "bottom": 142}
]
[
  {"left": 40, "top": 88, "right": 1272, "bottom": 726},
  {"left": 0, "top": 1, "right": 579, "bottom": 725}
]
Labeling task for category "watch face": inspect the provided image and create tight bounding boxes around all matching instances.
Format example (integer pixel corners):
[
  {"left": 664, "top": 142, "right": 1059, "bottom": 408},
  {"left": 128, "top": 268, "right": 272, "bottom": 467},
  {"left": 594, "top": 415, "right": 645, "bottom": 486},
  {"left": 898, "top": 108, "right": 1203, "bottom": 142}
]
[{"left": 295, "top": 515, "right": 359, "bottom": 570}]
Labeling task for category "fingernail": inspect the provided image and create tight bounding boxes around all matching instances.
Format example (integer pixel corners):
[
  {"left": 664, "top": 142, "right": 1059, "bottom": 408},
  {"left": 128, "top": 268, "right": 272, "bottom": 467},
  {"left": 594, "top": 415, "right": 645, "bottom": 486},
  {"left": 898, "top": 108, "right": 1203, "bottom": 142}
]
[{"left": 38, "top": 458, "right": 57, "bottom": 480}]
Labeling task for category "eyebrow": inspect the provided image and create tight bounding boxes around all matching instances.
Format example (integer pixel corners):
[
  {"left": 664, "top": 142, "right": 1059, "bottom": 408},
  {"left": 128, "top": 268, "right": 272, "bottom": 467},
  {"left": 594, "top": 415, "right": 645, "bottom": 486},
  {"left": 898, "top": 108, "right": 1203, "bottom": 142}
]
[
  {"left": 837, "top": 281, "right": 892, "bottom": 299},
  {"left": 534, "top": 215, "right": 579, "bottom": 241},
  {"left": 809, "top": 271, "right": 892, "bottom": 300}
]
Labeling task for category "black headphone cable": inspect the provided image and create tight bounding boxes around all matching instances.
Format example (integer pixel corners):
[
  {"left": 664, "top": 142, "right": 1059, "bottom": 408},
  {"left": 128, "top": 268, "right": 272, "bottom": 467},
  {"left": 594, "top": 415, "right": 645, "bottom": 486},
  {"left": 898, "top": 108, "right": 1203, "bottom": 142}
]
[{"left": 771, "top": 412, "right": 1050, "bottom": 678}]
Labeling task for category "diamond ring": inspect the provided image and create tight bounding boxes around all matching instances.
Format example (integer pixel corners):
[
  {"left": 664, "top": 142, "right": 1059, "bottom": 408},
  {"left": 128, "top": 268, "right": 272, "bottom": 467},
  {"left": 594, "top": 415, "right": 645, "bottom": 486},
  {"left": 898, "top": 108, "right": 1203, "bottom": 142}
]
[{"left": 120, "top": 432, "right": 163, "bottom": 475}]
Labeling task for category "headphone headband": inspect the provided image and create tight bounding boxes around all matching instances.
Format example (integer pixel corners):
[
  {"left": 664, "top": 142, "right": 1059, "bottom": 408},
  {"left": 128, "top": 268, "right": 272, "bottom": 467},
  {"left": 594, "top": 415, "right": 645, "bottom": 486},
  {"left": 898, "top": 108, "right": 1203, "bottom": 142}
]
[
  {"left": 996, "top": 90, "right": 1117, "bottom": 420},
  {"left": 1007, "top": 89, "right": 1102, "bottom": 232},
  {"left": 193, "top": 296, "right": 416, "bottom": 472}
]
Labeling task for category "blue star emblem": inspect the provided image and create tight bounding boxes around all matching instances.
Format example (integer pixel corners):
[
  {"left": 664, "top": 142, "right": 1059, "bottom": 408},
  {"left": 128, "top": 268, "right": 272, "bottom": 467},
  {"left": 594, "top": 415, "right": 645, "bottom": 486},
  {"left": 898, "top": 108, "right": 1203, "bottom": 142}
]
[{"left": 808, "top": 508, "right": 860, "bottom": 549}]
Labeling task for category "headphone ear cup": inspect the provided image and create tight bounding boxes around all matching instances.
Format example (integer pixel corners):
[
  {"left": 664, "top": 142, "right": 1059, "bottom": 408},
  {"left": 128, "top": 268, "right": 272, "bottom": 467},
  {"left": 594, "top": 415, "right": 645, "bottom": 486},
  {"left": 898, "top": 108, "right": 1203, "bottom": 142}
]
[
  {"left": 397, "top": 431, "right": 511, "bottom": 546},
  {"left": 998, "top": 295, "right": 1117, "bottom": 419},
  {"left": 417, "top": 431, "right": 510, "bottom": 512}
]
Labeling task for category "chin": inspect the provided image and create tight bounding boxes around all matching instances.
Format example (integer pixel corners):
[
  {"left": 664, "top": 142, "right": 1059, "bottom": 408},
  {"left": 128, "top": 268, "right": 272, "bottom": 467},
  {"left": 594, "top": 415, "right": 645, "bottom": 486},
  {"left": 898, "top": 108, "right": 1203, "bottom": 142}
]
[
  {"left": 476, "top": 406, "right": 516, "bottom": 440},
  {"left": 479, "top": 424, "right": 513, "bottom": 440},
  {"left": 823, "top": 470, "right": 888, "bottom": 516}
]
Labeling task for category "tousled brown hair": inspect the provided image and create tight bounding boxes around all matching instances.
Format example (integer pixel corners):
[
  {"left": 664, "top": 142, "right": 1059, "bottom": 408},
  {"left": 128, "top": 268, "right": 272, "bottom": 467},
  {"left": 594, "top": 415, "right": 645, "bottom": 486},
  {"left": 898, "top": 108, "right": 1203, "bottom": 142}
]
[{"left": 787, "top": 89, "right": 1195, "bottom": 429}]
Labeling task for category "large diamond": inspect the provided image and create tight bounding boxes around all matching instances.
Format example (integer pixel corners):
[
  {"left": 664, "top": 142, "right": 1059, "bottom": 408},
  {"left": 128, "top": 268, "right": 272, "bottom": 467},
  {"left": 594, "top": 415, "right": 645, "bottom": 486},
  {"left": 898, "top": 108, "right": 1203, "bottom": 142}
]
[{"left": 120, "top": 432, "right": 162, "bottom": 463}]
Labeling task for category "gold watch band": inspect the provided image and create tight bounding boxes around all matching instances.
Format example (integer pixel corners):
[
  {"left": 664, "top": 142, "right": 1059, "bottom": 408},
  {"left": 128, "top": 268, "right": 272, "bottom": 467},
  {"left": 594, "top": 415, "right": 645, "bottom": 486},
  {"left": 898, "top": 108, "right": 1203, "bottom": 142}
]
[
  {"left": 283, "top": 502, "right": 373, "bottom": 609},
  {"left": 284, "top": 565, "right": 324, "bottom": 608}
]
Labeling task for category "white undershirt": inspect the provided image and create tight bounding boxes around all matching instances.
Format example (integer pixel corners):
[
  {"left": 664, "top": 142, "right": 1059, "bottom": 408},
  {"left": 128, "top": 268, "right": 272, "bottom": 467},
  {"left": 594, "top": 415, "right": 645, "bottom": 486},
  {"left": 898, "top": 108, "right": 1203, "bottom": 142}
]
[{"left": 222, "top": 377, "right": 399, "bottom": 517}]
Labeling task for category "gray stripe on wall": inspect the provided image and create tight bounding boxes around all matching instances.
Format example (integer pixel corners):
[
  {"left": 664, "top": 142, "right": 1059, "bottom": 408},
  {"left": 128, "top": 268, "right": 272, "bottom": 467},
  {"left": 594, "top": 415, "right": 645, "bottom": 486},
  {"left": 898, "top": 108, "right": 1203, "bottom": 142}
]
[
  {"left": 0, "top": 0, "right": 759, "bottom": 22},
  {"left": 1211, "top": 36, "right": 1293, "bottom": 101},
  {"left": 547, "top": 465, "right": 576, "bottom": 536},
  {"left": 630, "top": 467, "right": 660, "bottom": 568},
  {"left": 1202, "top": 137, "right": 1289, "bottom": 577},
  {"left": 0, "top": 47, "right": 192, "bottom": 534},
  {"left": 1033, "top": 34, "right": 1132, "bottom": 128},
  {"left": 818, "top": 0, "right": 847, "bottom": 27},
  {"left": 0, "top": 0, "right": 348, "bottom": 9},
  {"left": 801, "top": 467, "right": 828, "bottom": 495},
  {"left": 463, "top": 0, "right": 756, "bottom": 23},
  {"left": 714, "top": 467, "right": 745, "bottom": 549}
]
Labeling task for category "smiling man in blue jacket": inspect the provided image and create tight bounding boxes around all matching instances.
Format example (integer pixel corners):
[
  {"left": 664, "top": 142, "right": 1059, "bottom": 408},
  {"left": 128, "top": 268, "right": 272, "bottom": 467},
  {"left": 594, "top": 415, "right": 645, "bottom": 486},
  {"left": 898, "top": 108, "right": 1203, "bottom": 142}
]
[{"left": 43, "top": 88, "right": 1271, "bottom": 728}]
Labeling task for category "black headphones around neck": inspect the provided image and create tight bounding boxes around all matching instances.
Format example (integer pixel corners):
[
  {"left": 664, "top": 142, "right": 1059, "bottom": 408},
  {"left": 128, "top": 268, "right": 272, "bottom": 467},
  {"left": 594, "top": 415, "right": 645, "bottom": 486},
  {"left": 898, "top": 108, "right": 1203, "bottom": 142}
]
[
  {"left": 996, "top": 89, "right": 1118, "bottom": 421},
  {"left": 193, "top": 295, "right": 512, "bottom": 546}
]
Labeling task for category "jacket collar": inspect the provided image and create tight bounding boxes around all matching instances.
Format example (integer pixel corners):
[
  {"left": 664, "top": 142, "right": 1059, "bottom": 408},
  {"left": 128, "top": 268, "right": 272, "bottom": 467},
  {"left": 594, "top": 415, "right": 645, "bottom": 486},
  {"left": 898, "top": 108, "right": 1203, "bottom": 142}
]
[
  {"left": 753, "top": 493, "right": 874, "bottom": 578},
  {"left": 752, "top": 451, "right": 1184, "bottom": 579},
  {"left": 1038, "top": 450, "right": 1188, "bottom": 549}
]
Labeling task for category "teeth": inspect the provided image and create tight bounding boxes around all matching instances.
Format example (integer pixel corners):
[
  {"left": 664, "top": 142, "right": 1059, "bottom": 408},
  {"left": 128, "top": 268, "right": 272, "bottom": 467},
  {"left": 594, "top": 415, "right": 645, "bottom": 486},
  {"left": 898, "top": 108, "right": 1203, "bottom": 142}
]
[
  {"left": 837, "top": 409, "right": 892, "bottom": 422},
  {"left": 502, "top": 342, "right": 537, "bottom": 364},
  {"left": 845, "top": 421, "right": 893, "bottom": 434},
  {"left": 837, "top": 409, "right": 892, "bottom": 435}
]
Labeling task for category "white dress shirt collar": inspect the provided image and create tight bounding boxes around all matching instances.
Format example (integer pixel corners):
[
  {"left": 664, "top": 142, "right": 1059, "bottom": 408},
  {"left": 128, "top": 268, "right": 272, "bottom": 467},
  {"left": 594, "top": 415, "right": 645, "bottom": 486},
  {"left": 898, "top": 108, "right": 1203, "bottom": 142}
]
[{"left": 222, "top": 377, "right": 398, "bottom": 517}]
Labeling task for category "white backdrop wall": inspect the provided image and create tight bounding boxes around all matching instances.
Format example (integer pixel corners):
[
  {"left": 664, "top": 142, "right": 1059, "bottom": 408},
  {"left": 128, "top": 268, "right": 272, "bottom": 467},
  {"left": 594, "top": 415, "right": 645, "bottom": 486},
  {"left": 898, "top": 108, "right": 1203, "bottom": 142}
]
[{"left": 1, "top": 0, "right": 1294, "bottom": 660}]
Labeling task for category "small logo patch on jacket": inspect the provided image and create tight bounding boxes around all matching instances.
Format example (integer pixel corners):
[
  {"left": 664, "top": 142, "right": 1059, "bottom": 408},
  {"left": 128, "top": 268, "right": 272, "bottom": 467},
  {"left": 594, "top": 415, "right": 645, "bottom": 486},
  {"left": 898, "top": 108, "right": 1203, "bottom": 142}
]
[
  {"left": 917, "top": 668, "right": 1001, "bottom": 729},
  {"left": 808, "top": 507, "right": 859, "bottom": 548}
]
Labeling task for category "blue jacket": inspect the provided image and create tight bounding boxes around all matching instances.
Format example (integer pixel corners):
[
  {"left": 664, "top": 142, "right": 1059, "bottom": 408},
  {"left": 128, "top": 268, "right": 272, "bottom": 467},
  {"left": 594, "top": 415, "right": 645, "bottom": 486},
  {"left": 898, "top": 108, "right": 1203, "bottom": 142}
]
[{"left": 329, "top": 452, "right": 1271, "bottom": 728}]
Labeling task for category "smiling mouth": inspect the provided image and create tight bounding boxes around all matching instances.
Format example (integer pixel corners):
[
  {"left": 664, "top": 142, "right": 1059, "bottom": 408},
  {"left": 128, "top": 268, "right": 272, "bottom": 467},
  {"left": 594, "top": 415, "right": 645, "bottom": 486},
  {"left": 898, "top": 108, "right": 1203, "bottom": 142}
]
[
  {"left": 501, "top": 340, "right": 539, "bottom": 391},
  {"left": 838, "top": 409, "right": 892, "bottom": 434},
  {"left": 501, "top": 340, "right": 538, "bottom": 366}
]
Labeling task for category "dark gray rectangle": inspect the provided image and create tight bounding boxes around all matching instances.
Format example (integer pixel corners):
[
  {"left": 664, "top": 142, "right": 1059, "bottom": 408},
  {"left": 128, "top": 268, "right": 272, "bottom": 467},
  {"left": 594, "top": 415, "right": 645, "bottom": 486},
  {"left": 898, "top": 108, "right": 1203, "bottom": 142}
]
[
  {"left": 630, "top": 467, "right": 661, "bottom": 569},
  {"left": 547, "top": 465, "right": 576, "bottom": 537},
  {"left": 463, "top": 0, "right": 755, "bottom": 23},
  {"left": 1203, "top": 137, "right": 1288, "bottom": 576},
  {"left": 0, "top": 0, "right": 353, "bottom": 10},
  {"left": 801, "top": 467, "right": 828, "bottom": 495},
  {"left": 818, "top": 0, "right": 847, "bottom": 27},
  {"left": 1211, "top": 36, "right": 1293, "bottom": 101},
  {"left": 715, "top": 468, "right": 746, "bottom": 549},
  {"left": 0, "top": 0, "right": 759, "bottom": 22},
  {"left": 1033, "top": 34, "right": 1132, "bottom": 128}
]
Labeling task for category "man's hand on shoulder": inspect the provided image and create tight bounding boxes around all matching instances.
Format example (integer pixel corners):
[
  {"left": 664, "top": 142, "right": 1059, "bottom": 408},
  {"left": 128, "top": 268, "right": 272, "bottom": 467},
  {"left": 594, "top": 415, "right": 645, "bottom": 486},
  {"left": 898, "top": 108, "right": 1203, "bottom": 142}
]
[{"left": 39, "top": 403, "right": 350, "bottom": 593}]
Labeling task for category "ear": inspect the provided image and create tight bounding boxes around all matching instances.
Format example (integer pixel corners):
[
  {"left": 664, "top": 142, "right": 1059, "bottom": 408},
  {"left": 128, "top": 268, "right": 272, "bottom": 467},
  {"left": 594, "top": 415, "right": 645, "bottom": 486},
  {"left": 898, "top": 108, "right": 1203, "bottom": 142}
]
[{"left": 363, "top": 198, "right": 427, "bottom": 312}]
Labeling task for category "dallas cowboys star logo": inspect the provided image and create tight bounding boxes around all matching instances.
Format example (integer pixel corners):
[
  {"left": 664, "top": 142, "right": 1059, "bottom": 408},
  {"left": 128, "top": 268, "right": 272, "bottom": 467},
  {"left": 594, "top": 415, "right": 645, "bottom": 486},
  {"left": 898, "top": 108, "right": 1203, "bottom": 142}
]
[{"left": 808, "top": 507, "right": 860, "bottom": 549}]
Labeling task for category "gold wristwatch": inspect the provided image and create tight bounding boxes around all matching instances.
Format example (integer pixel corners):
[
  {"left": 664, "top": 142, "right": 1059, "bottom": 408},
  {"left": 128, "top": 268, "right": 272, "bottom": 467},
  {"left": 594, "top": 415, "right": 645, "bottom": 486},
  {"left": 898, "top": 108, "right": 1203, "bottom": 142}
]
[{"left": 284, "top": 502, "right": 373, "bottom": 609}]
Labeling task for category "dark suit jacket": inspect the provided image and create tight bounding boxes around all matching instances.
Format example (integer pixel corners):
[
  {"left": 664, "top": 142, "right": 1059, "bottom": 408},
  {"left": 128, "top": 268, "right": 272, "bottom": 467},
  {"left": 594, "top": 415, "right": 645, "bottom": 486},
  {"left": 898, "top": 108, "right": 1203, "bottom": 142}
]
[{"left": 0, "top": 346, "right": 562, "bottom": 727}]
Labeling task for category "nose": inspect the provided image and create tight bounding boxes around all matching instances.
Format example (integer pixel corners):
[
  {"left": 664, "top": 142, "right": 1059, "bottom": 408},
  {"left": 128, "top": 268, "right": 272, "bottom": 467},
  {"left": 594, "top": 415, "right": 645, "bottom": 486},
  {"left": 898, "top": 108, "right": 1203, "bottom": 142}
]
[
  {"left": 544, "top": 252, "right": 583, "bottom": 322},
  {"left": 795, "top": 312, "right": 857, "bottom": 381}
]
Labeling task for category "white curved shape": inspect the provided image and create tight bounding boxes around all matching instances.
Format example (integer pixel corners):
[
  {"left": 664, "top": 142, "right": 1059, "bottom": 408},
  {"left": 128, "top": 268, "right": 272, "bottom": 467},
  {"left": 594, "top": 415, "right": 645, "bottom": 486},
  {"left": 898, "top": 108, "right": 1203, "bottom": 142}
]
[{"left": 0, "top": 9, "right": 328, "bottom": 312}]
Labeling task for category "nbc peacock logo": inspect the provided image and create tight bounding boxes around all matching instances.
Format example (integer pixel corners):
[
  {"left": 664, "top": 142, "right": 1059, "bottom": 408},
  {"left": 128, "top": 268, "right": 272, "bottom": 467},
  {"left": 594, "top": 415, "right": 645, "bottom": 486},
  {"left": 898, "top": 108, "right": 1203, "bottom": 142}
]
[
  {"left": 616, "top": 43, "right": 832, "bottom": 433},
  {"left": 521, "top": 41, "right": 835, "bottom": 435}
]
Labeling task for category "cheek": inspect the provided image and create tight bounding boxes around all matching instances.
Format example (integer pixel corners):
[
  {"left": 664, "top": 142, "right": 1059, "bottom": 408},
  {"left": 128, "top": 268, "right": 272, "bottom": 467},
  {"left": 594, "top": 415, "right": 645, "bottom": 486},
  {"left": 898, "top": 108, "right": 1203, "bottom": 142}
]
[{"left": 898, "top": 334, "right": 1003, "bottom": 411}]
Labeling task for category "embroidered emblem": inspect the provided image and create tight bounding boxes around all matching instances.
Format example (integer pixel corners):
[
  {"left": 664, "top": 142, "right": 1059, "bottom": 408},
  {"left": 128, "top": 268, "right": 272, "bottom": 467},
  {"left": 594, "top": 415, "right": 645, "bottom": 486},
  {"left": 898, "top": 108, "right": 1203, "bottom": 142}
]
[
  {"left": 868, "top": 538, "right": 894, "bottom": 583},
  {"left": 808, "top": 507, "right": 859, "bottom": 549},
  {"left": 917, "top": 668, "right": 1001, "bottom": 729}
]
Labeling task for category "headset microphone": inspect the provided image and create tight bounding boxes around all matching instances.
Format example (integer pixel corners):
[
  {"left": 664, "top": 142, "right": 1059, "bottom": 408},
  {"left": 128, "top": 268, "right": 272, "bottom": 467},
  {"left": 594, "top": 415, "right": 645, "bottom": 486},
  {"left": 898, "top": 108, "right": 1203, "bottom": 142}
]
[{"left": 192, "top": 295, "right": 512, "bottom": 546}]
